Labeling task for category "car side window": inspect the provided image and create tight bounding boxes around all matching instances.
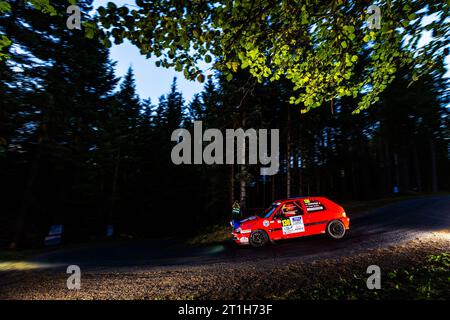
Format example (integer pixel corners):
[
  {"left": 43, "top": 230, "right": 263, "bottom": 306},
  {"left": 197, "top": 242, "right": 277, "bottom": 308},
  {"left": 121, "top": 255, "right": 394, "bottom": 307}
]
[
  {"left": 275, "top": 202, "right": 303, "bottom": 219},
  {"left": 273, "top": 208, "right": 283, "bottom": 220},
  {"left": 302, "top": 199, "right": 326, "bottom": 212}
]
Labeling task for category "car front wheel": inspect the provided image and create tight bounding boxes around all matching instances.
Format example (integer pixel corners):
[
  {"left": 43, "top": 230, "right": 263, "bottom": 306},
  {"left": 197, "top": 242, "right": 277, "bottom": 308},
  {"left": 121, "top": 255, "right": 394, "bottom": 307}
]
[
  {"left": 249, "top": 230, "right": 269, "bottom": 247},
  {"left": 326, "top": 220, "right": 346, "bottom": 239}
]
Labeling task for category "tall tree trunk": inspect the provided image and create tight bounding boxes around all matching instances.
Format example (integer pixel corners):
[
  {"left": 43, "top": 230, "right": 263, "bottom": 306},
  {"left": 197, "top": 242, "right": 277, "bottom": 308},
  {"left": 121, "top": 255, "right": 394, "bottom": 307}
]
[
  {"left": 286, "top": 105, "right": 292, "bottom": 198},
  {"left": 230, "top": 163, "right": 235, "bottom": 207},
  {"left": 430, "top": 139, "right": 438, "bottom": 192},
  {"left": 351, "top": 162, "right": 357, "bottom": 198},
  {"left": 108, "top": 148, "right": 121, "bottom": 227},
  {"left": 377, "top": 139, "right": 385, "bottom": 196},
  {"left": 239, "top": 165, "right": 247, "bottom": 214},
  {"left": 293, "top": 145, "right": 299, "bottom": 196},
  {"left": 402, "top": 152, "right": 410, "bottom": 192},
  {"left": 286, "top": 147, "right": 291, "bottom": 198},
  {"left": 298, "top": 150, "right": 303, "bottom": 196},
  {"left": 393, "top": 152, "right": 400, "bottom": 192},
  {"left": 384, "top": 142, "right": 392, "bottom": 194},
  {"left": 271, "top": 174, "right": 276, "bottom": 201},
  {"left": 316, "top": 173, "right": 321, "bottom": 195},
  {"left": 10, "top": 150, "right": 41, "bottom": 249},
  {"left": 10, "top": 92, "right": 52, "bottom": 248},
  {"left": 413, "top": 144, "right": 422, "bottom": 192}
]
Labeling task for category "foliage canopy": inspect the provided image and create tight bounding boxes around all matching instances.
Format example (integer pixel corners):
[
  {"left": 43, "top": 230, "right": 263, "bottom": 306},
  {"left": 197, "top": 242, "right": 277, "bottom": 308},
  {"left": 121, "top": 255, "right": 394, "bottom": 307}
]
[
  {"left": 93, "top": 0, "right": 449, "bottom": 113},
  {"left": 1, "top": 0, "right": 449, "bottom": 113}
]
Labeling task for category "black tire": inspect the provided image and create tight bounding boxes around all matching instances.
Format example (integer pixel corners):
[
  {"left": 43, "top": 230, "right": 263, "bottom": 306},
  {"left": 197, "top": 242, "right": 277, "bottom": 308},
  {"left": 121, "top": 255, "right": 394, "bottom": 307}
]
[
  {"left": 326, "top": 220, "right": 346, "bottom": 239},
  {"left": 249, "top": 230, "right": 269, "bottom": 247}
]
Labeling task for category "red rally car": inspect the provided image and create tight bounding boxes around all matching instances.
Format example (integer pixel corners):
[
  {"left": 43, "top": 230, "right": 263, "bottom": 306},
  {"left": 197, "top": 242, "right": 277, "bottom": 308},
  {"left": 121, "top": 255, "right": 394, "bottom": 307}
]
[{"left": 231, "top": 197, "right": 350, "bottom": 247}]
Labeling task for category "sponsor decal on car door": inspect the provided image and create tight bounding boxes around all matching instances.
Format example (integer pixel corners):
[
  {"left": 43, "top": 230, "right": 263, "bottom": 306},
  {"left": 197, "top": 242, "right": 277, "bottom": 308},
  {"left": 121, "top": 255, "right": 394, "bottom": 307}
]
[
  {"left": 281, "top": 215, "right": 305, "bottom": 235},
  {"left": 280, "top": 201, "right": 306, "bottom": 238}
]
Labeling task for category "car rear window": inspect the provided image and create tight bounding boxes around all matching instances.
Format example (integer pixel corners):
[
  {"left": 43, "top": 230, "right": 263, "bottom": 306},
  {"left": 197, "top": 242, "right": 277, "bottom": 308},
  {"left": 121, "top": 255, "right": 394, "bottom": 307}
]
[{"left": 303, "top": 199, "right": 326, "bottom": 212}]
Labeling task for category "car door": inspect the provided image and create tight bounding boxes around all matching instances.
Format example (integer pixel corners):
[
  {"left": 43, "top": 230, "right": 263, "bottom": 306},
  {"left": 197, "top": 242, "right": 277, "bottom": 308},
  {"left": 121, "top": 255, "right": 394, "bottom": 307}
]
[
  {"left": 267, "top": 206, "right": 284, "bottom": 240},
  {"left": 278, "top": 201, "right": 307, "bottom": 239},
  {"left": 299, "top": 198, "right": 328, "bottom": 235}
]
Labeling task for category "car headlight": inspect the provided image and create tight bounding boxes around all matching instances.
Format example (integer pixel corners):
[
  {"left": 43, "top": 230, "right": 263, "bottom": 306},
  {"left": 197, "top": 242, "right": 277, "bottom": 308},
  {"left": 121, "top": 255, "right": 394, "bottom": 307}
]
[
  {"left": 235, "top": 227, "right": 242, "bottom": 233},
  {"left": 342, "top": 212, "right": 347, "bottom": 217}
]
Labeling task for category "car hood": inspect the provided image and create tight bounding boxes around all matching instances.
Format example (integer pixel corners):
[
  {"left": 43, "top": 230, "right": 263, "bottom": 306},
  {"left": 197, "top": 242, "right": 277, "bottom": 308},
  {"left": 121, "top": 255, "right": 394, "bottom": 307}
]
[{"left": 236, "top": 215, "right": 259, "bottom": 228}]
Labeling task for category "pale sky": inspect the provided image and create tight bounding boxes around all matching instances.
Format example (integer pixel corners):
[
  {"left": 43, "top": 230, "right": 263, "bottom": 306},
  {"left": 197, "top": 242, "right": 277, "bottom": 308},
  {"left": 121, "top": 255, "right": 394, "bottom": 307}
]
[{"left": 93, "top": 0, "right": 205, "bottom": 104}]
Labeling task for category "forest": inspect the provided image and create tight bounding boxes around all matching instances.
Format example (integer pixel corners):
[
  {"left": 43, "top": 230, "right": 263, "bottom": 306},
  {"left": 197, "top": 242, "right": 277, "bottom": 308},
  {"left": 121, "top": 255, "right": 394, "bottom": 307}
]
[{"left": 0, "top": 1, "right": 449, "bottom": 249}]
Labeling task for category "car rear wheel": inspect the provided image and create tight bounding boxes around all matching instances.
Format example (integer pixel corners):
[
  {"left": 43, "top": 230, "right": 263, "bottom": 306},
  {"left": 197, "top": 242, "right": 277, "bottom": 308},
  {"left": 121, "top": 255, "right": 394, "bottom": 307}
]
[
  {"left": 326, "top": 220, "right": 346, "bottom": 239},
  {"left": 249, "top": 230, "right": 269, "bottom": 247}
]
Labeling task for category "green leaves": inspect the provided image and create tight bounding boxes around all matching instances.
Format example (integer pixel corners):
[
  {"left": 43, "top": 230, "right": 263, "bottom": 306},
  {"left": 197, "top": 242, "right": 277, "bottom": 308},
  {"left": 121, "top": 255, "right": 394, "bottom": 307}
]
[
  {"left": 343, "top": 25, "right": 356, "bottom": 41},
  {"left": 0, "top": 0, "right": 12, "bottom": 59},
  {"left": 29, "top": 0, "right": 57, "bottom": 16},
  {"left": 0, "top": 35, "right": 12, "bottom": 60},
  {"left": 107, "top": 2, "right": 117, "bottom": 11},
  {"left": 0, "top": 1, "right": 11, "bottom": 13},
  {"left": 83, "top": 21, "right": 98, "bottom": 40},
  {"left": 2, "top": 0, "right": 447, "bottom": 114},
  {"left": 85, "top": 0, "right": 450, "bottom": 114},
  {"left": 98, "top": 6, "right": 106, "bottom": 17},
  {"left": 2, "top": 1, "right": 90, "bottom": 60}
]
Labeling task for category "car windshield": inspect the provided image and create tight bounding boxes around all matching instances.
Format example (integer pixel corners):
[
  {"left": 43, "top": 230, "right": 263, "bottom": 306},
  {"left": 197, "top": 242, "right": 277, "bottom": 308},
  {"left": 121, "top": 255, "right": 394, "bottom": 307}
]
[{"left": 257, "top": 203, "right": 279, "bottom": 218}]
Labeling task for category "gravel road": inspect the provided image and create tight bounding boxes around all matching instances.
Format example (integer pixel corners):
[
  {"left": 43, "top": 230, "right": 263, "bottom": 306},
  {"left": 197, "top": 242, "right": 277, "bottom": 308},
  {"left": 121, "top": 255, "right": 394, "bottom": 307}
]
[{"left": 1, "top": 196, "right": 449, "bottom": 299}]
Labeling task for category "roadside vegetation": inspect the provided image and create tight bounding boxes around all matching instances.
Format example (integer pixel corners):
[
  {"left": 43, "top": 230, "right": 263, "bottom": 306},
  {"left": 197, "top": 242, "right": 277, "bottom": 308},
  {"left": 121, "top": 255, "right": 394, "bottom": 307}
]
[
  {"left": 0, "top": 249, "right": 38, "bottom": 262},
  {"left": 276, "top": 252, "right": 450, "bottom": 300},
  {"left": 187, "top": 224, "right": 233, "bottom": 246}
]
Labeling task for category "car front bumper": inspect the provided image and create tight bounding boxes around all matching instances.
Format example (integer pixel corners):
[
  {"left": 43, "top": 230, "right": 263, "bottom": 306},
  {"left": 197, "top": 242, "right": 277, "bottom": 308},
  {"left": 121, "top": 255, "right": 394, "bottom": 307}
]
[{"left": 232, "top": 231, "right": 251, "bottom": 245}]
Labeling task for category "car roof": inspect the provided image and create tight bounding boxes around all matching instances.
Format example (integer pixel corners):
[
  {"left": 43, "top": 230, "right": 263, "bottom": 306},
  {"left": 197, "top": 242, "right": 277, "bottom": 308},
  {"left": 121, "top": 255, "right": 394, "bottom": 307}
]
[{"left": 274, "top": 196, "right": 327, "bottom": 204}]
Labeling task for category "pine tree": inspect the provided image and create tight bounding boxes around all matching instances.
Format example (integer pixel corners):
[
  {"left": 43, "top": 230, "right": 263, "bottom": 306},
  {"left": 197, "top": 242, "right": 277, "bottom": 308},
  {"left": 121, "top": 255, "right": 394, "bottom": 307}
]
[
  {"left": 157, "top": 77, "right": 185, "bottom": 132},
  {"left": 188, "top": 94, "right": 204, "bottom": 121},
  {"left": 115, "top": 66, "right": 141, "bottom": 130},
  {"left": 201, "top": 78, "right": 222, "bottom": 127},
  {"left": 1, "top": 0, "right": 119, "bottom": 247}
]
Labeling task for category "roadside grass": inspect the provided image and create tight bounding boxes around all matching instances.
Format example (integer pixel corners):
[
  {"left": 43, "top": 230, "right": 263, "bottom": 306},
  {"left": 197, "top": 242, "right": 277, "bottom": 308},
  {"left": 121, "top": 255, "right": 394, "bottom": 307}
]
[
  {"left": 187, "top": 224, "right": 232, "bottom": 246},
  {"left": 188, "top": 193, "right": 449, "bottom": 246},
  {"left": 0, "top": 249, "right": 41, "bottom": 262},
  {"left": 274, "top": 252, "right": 450, "bottom": 300},
  {"left": 0, "top": 236, "right": 144, "bottom": 263},
  {"left": 341, "top": 192, "right": 449, "bottom": 215}
]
